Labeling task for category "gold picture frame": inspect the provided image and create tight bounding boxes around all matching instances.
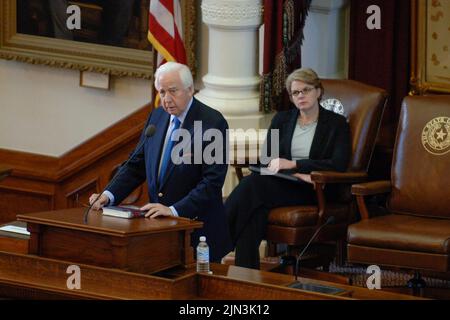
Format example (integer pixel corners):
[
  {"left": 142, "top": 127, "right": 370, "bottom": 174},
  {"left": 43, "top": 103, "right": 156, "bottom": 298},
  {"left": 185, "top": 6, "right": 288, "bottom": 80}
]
[
  {"left": 0, "top": 0, "right": 196, "bottom": 79},
  {"left": 410, "top": 0, "right": 450, "bottom": 94}
]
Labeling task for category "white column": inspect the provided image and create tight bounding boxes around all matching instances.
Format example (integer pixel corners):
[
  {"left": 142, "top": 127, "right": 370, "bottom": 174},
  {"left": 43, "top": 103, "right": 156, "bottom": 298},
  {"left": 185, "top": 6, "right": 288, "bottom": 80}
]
[
  {"left": 301, "top": 0, "right": 350, "bottom": 79},
  {"left": 196, "top": 0, "right": 265, "bottom": 130},
  {"left": 197, "top": 0, "right": 268, "bottom": 197}
]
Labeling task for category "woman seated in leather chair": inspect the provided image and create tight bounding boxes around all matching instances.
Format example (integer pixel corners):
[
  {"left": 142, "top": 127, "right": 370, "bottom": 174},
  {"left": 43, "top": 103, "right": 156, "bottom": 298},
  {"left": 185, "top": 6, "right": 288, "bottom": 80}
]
[{"left": 225, "top": 68, "right": 352, "bottom": 269}]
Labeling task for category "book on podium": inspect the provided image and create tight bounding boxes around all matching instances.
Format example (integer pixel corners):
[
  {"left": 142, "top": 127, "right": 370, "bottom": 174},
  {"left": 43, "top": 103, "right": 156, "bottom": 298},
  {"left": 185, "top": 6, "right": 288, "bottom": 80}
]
[{"left": 101, "top": 205, "right": 147, "bottom": 219}]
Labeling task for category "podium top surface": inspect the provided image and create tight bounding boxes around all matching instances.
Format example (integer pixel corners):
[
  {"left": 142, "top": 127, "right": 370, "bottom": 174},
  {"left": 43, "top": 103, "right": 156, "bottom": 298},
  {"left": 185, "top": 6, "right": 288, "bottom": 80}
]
[{"left": 17, "top": 208, "right": 203, "bottom": 237}]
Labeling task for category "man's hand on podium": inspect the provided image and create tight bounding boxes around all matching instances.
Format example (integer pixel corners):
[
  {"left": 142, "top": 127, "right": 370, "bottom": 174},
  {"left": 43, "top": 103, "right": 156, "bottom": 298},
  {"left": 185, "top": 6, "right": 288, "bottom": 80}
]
[
  {"left": 140, "top": 203, "right": 174, "bottom": 219},
  {"left": 89, "top": 193, "right": 109, "bottom": 210}
]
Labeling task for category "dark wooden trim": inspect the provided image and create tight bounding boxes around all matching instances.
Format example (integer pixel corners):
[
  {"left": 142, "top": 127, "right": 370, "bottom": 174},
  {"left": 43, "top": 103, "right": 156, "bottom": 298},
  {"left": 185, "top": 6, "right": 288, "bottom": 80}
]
[
  {"left": 0, "top": 103, "right": 153, "bottom": 223},
  {"left": 0, "top": 166, "right": 11, "bottom": 181},
  {"left": 0, "top": 251, "right": 422, "bottom": 300},
  {"left": 64, "top": 179, "right": 99, "bottom": 208},
  {"left": 0, "top": 103, "right": 151, "bottom": 182},
  {"left": 0, "top": 183, "right": 54, "bottom": 196}
]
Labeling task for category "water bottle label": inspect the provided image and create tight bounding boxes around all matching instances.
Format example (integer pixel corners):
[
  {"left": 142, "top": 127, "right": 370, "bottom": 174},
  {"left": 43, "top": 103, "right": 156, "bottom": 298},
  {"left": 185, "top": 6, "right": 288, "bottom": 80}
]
[{"left": 197, "top": 248, "right": 209, "bottom": 262}]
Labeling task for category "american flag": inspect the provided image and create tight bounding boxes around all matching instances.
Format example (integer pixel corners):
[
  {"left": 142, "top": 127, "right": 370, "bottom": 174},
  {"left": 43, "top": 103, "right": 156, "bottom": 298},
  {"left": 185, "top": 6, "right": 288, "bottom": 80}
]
[{"left": 148, "top": 0, "right": 187, "bottom": 66}]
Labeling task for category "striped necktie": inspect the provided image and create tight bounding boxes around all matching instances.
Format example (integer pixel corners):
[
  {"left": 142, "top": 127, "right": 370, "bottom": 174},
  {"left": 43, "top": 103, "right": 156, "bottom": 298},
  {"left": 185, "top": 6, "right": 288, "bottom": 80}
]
[{"left": 159, "top": 117, "right": 181, "bottom": 186}]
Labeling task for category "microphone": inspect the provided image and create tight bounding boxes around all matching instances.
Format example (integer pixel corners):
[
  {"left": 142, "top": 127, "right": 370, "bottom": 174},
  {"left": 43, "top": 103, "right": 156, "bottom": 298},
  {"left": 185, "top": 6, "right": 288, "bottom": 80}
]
[
  {"left": 294, "top": 216, "right": 336, "bottom": 281},
  {"left": 144, "top": 124, "right": 157, "bottom": 138},
  {"left": 83, "top": 124, "right": 156, "bottom": 223}
]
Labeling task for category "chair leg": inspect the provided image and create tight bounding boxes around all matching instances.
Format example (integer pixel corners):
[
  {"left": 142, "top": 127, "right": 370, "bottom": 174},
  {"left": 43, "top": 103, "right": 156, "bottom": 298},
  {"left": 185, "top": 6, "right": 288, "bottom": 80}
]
[
  {"left": 335, "top": 240, "right": 347, "bottom": 267},
  {"left": 407, "top": 271, "right": 426, "bottom": 296},
  {"left": 267, "top": 241, "right": 277, "bottom": 257}
]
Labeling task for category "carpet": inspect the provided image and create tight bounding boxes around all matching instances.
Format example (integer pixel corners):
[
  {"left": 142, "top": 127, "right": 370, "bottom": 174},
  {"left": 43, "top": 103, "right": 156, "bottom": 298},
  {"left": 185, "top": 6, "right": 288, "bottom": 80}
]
[{"left": 327, "top": 262, "right": 450, "bottom": 289}]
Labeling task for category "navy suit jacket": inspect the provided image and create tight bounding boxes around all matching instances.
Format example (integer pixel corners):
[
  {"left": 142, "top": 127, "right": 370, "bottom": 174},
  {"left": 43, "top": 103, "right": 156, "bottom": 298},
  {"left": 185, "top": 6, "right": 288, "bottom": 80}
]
[{"left": 108, "top": 98, "right": 232, "bottom": 261}]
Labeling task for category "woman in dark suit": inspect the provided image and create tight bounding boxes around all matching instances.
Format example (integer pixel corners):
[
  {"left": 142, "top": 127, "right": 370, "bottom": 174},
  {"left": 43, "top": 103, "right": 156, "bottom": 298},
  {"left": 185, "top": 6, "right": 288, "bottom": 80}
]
[{"left": 225, "top": 68, "right": 351, "bottom": 269}]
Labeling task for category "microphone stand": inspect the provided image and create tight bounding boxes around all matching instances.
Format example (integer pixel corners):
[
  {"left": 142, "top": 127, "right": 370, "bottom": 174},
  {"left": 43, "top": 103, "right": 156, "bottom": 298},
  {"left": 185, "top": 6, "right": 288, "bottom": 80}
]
[
  {"left": 83, "top": 125, "right": 156, "bottom": 224},
  {"left": 294, "top": 216, "right": 336, "bottom": 281}
]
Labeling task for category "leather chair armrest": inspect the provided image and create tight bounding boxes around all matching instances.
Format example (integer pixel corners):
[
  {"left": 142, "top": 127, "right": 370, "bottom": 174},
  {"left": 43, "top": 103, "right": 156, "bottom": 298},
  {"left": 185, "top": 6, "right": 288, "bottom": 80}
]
[
  {"left": 351, "top": 180, "right": 392, "bottom": 196},
  {"left": 310, "top": 171, "right": 368, "bottom": 184},
  {"left": 351, "top": 180, "right": 392, "bottom": 220},
  {"left": 310, "top": 171, "right": 367, "bottom": 223}
]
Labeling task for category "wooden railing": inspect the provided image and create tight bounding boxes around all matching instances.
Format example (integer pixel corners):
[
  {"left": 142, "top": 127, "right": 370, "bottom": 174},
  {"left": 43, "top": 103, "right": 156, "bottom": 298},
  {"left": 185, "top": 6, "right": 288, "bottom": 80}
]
[{"left": 0, "top": 103, "right": 153, "bottom": 224}]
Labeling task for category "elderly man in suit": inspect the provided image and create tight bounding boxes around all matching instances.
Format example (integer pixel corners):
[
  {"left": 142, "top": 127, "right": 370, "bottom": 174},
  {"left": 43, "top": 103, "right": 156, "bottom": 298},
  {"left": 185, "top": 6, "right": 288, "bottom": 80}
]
[{"left": 89, "top": 62, "right": 232, "bottom": 262}]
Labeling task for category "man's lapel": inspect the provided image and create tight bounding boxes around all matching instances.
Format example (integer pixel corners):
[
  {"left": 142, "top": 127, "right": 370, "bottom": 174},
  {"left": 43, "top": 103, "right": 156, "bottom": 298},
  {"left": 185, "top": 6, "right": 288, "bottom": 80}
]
[{"left": 149, "top": 110, "right": 170, "bottom": 185}]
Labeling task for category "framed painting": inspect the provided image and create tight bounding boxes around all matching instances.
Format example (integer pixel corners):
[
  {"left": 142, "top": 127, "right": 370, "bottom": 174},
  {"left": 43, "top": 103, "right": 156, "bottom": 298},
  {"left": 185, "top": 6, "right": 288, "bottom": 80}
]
[
  {"left": 0, "top": 0, "right": 196, "bottom": 79},
  {"left": 410, "top": 0, "right": 450, "bottom": 94}
]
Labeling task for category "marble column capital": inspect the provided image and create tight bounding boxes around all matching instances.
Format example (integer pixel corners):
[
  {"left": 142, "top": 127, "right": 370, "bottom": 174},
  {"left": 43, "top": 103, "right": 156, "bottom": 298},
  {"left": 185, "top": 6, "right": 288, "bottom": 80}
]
[{"left": 201, "top": 0, "right": 263, "bottom": 29}]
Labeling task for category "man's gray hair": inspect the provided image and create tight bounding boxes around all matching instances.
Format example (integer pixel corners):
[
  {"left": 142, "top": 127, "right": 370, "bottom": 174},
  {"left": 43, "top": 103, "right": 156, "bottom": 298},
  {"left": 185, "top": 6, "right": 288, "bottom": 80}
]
[{"left": 154, "top": 62, "right": 193, "bottom": 90}]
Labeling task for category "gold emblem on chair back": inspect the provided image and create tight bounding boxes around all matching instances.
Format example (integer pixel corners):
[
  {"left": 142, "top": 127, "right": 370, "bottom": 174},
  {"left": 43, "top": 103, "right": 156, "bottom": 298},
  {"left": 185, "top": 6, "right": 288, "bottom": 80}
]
[{"left": 388, "top": 95, "right": 450, "bottom": 219}]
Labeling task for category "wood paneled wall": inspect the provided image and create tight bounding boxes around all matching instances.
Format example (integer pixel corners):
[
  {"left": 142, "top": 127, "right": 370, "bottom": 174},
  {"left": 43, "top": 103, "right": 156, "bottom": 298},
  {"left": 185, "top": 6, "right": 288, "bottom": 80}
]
[{"left": 0, "top": 103, "right": 153, "bottom": 224}]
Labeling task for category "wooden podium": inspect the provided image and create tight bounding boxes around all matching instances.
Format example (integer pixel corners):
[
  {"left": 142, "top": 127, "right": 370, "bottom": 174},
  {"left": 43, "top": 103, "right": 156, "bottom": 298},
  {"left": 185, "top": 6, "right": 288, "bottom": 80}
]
[
  {"left": 17, "top": 208, "right": 203, "bottom": 274},
  {"left": 0, "top": 165, "right": 11, "bottom": 181},
  {"left": 0, "top": 208, "right": 425, "bottom": 300}
]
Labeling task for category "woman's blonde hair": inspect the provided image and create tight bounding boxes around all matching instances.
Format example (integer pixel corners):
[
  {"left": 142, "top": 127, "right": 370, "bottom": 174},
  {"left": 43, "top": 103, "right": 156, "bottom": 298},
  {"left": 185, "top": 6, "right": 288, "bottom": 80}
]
[{"left": 285, "top": 68, "right": 324, "bottom": 101}]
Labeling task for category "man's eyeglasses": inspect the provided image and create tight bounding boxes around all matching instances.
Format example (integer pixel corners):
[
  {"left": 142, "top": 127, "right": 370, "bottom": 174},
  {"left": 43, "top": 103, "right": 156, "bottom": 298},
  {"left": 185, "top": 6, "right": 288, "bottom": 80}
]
[
  {"left": 291, "top": 87, "right": 316, "bottom": 97},
  {"left": 159, "top": 87, "right": 181, "bottom": 98}
]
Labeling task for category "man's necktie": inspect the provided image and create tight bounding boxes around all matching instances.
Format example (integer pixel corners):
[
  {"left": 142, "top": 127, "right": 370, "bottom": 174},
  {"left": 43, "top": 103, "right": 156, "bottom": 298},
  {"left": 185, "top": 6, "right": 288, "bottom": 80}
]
[{"left": 159, "top": 117, "right": 181, "bottom": 186}]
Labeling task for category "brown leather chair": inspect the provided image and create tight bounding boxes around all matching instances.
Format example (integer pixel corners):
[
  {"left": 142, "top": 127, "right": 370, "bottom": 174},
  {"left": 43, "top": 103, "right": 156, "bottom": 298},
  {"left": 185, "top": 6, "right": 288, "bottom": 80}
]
[
  {"left": 265, "top": 79, "right": 388, "bottom": 268},
  {"left": 347, "top": 95, "right": 450, "bottom": 289}
]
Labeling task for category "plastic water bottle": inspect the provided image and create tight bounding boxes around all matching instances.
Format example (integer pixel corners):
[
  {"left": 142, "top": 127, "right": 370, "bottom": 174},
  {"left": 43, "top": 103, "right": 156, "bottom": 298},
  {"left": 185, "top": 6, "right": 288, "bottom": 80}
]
[{"left": 196, "top": 236, "right": 210, "bottom": 273}]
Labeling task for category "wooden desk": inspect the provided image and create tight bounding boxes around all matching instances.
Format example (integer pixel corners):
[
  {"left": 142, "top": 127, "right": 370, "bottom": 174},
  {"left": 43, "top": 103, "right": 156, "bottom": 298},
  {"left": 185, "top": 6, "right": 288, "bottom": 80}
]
[
  {"left": 17, "top": 208, "right": 203, "bottom": 274},
  {"left": 0, "top": 221, "right": 29, "bottom": 254},
  {"left": 0, "top": 165, "right": 11, "bottom": 181},
  {"left": 0, "top": 208, "right": 425, "bottom": 300},
  {"left": 0, "top": 251, "right": 422, "bottom": 300}
]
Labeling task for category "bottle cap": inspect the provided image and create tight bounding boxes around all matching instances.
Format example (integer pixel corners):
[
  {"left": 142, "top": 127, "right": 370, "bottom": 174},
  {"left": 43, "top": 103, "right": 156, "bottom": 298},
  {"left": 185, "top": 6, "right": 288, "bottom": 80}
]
[{"left": 200, "top": 236, "right": 206, "bottom": 242}]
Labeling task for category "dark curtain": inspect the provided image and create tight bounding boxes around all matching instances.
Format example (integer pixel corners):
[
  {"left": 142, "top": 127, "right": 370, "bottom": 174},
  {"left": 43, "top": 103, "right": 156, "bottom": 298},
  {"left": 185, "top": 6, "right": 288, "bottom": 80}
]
[
  {"left": 348, "top": 0, "right": 411, "bottom": 180},
  {"left": 349, "top": 0, "right": 411, "bottom": 129},
  {"left": 260, "top": 0, "right": 311, "bottom": 113}
]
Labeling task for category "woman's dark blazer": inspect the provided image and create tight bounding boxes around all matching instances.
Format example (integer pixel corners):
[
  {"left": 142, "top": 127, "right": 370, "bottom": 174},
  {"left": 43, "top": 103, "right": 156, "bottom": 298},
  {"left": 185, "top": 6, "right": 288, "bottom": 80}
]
[
  {"left": 266, "top": 106, "right": 351, "bottom": 173},
  {"left": 226, "top": 106, "right": 352, "bottom": 249}
]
